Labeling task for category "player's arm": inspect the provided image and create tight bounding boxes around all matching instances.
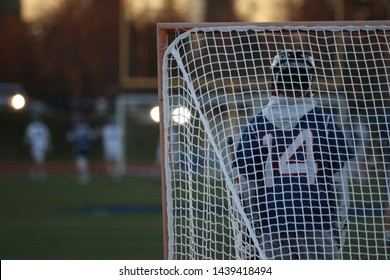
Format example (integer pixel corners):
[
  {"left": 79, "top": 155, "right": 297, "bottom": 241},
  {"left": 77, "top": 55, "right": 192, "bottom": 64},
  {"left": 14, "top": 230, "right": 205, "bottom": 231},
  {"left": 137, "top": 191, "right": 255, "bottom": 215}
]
[
  {"left": 228, "top": 132, "right": 261, "bottom": 260},
  {"left": 326, "top": 118, "right": 354, "bottom": 235},
  {"left": 234, "top": 125, "right": 262, "bottom": 182}
]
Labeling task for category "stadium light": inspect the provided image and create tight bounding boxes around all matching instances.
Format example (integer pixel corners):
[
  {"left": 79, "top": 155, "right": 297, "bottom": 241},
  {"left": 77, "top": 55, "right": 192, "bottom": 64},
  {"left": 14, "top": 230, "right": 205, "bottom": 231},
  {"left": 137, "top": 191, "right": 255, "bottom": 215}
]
[
  {"left": 172, "top": 106, "right": 191, "bottom": 125},
  {"left": 150, "top": 106, "right": 160, "bottom": 123},
  {"left": 9, "top": 93, "right": 26, "bottom": 110}
]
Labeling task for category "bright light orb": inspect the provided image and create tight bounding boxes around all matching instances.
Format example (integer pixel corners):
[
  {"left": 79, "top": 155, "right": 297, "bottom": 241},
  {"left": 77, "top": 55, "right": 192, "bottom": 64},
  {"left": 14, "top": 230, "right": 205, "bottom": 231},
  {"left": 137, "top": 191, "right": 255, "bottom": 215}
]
[
  {"left": 9, "top": 93, "right": 26, "bottom": 110},
  {"left": 172, "top": 106, "right": 191, "bottom": 124},
  {"left": 150, "top": 106, "right": 160, "bottom": 123}
]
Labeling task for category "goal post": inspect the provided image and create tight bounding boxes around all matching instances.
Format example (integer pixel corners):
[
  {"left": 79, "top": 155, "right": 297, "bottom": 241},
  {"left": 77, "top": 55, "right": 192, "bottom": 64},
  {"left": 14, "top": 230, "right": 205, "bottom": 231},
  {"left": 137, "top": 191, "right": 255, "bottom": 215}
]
[{"left": 157, "top": 21, "right": 390, "bottom": 260}]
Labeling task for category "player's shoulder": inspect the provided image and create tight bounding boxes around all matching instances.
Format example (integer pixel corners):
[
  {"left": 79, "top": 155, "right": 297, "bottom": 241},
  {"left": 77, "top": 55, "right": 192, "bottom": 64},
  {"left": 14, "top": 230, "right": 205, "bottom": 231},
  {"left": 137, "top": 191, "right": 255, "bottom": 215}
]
[
  {"left": 308, "top": 107, "right": 333, "bottom": 122},
  {"left": 247, "top": 112, "right": 267, "bottom": 130},
  {"left": 312, "top": 106, "right": 327, "bottom": 116},
  {"left": 250, "top": 112, "right": 266, "bottom": 123}
]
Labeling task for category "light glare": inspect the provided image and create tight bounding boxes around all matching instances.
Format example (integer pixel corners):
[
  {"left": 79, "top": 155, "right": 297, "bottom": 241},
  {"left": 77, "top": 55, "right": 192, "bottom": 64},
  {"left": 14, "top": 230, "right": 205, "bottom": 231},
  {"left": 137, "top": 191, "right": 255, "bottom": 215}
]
[
  {"left": 9, "top": 94, "right": 26, "bottom": 110},
  {"left": 150, "top": 106, "right": 160, "bottom": 123},
  {"left": 172, "top": 106, "right": 191, "bottom": 124}
]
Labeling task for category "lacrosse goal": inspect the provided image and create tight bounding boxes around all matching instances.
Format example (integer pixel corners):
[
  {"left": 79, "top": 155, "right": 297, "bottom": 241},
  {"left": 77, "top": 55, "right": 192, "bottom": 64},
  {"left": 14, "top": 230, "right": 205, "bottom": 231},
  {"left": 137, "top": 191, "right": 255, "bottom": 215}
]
[{"left": 157, "top": 21, "right": 390, "bottom": 260}]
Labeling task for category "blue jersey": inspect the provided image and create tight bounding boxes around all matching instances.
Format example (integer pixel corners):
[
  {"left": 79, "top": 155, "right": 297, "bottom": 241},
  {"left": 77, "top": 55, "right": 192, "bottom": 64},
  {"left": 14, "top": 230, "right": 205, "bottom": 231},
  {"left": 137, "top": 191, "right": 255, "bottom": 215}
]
[
  {"left": 234, "top": 107, "right": 352, "bottom": 233},
  {"left": 70, "top": 122, "right": 93, "bottom": 154}
]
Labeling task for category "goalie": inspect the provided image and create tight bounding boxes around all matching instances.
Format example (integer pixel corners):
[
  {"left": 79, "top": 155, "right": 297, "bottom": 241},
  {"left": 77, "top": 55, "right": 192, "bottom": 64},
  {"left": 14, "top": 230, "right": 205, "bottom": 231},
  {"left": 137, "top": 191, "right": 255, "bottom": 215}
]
[{"left": 233, "top": 50, "right": 354, "bottom": 260}]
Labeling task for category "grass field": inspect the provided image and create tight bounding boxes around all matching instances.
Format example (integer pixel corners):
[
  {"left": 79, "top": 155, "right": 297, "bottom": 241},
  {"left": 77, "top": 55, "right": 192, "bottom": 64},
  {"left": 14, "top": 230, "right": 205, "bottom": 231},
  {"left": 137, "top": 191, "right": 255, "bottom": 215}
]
[
  {"left": 1, "top": 170, "right": 389, "bottom": 260},
  {"left": 0, "top": 173, "right": 164, "bottom": 260}
]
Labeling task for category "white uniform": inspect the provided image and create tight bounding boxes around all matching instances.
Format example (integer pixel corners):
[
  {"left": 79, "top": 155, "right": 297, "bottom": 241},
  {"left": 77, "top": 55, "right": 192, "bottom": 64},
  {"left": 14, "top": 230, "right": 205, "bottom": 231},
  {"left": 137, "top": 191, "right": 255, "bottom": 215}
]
[
  {"left": 102, "top": 122, "right": 123, "bottom": 162},
  {"left": 25, "top": 121, "right": 50, "bottom": 163}
]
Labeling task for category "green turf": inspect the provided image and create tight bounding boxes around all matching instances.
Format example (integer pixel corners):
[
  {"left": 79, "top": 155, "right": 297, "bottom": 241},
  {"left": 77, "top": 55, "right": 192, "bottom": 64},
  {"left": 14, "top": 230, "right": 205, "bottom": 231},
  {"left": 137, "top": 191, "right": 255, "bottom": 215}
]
[{"left": 0, "top": 174, "right": 164, "bottom": 260}]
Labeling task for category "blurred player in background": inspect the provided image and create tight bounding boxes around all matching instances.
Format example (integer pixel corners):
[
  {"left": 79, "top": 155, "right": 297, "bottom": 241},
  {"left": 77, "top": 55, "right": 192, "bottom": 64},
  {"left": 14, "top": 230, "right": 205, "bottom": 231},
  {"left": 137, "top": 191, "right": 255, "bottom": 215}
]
[
  {"left": 234, "top": 50, "right": 354, "bottom": 259},
  {"left": 379, "top": 116, "right": 390, "bottom": 242},
  {"left": 67, "top": 112, "right": 95, "bottom": 185},
  {"left": 24, "top": 114, "right": 51, "bottom": 180},
  {"left": 101, "top": 116, "right": 124, "bottom": 180}
]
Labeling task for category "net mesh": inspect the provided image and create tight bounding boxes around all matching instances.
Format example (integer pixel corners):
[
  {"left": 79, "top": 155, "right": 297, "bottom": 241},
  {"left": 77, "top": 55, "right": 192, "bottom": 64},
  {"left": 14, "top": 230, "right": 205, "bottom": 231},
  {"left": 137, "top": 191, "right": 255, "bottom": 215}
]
[{"left": 161, "top": 24, "right": 390, "bottom": 260}]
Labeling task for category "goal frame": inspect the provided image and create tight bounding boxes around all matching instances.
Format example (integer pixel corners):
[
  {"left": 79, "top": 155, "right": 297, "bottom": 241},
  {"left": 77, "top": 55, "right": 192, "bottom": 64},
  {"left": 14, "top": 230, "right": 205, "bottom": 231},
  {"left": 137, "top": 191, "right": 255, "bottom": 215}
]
[{"left": 157, "top": 20, "right": 390, "bottom": 260}]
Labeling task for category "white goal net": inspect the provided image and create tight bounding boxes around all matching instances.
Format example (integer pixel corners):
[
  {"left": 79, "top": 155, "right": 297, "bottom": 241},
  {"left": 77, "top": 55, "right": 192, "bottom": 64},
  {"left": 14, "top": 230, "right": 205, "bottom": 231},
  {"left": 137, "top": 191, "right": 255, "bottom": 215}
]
[{"left": 158, "top": 22, "right": 390, "bottom": 260}]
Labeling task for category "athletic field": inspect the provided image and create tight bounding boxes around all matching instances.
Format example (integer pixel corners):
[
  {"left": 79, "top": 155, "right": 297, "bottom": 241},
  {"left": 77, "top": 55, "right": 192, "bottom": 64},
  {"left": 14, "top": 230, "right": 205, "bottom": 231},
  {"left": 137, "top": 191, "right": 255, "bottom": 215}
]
[{"left": 0, "top": 171, "right": 164, "bottom": 260}]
